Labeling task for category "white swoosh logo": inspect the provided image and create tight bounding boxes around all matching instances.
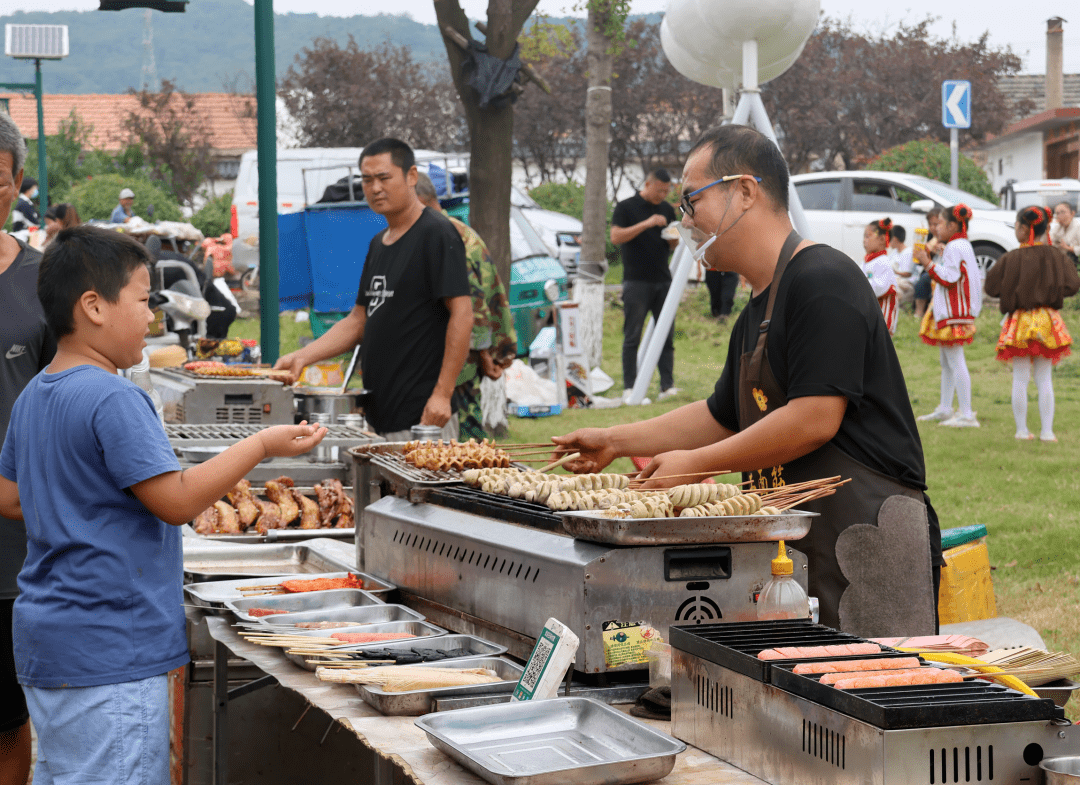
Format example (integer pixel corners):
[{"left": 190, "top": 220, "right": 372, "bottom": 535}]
[{"left": 5, "top": 345, "right": 27, "bottom": 360}]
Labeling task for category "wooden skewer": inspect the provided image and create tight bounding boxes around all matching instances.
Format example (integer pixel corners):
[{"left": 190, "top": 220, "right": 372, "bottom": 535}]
[
  {"left": 628, "top": 470, "right": 734, "bottom": 486},
  {"left": 538, "top": 452, "right": 580, "bottom": 473},
  {"left": 236, "top": 583, "right": 283, "bottom": 591},
  {"left": 492, "top": 442, "right": 559, "bottom": 449}
]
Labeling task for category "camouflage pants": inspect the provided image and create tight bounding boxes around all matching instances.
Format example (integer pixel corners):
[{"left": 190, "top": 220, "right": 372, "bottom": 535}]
[{"left": 452, "top": 379, "right": 486, "bottom": 440}]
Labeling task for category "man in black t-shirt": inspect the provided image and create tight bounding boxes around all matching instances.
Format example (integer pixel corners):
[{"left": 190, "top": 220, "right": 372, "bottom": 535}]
[
  {"left": 611, "top": 169, "right": 679, "bottom": 400},
  {"left": 0, "top": 118, "right": 56, "bottom": 785},
  {"left": 275, "top": 139, "right": 472, "bottom": 438},
  {"left": 556, "top": 126, "right": 941, "bottom": 636}
]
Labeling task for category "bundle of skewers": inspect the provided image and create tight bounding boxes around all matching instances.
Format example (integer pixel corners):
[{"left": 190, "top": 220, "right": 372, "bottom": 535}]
[
  {"left": 233, "top": 573, "right": 367, "bottom": 597},
  {"left": 315, "top": 664, "right": 503, "bottom": 690},
  {"left": 974, "top": 648, "right": 1080, "bottom": 687}
]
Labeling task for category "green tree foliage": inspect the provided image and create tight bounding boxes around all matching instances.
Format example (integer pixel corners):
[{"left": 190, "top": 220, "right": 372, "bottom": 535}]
[
  {"left": 867, "top": 141, "right": 998, "bottom": 203},
  {"left": 68, "top": 173, "right": 182, "bottom": 223},
  {"left": 529, "top": 181, "right": 619, "bottom": 264},
  {"left": 191, "top": 192, "right": 232, "bottom": 239}
]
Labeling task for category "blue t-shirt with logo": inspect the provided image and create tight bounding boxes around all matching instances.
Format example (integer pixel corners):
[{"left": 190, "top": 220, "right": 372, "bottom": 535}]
[{"left": 0, "top": 365, "right": 187, "bottom": 688}]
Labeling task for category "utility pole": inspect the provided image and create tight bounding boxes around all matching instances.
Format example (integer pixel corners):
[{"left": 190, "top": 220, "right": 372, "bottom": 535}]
[
  {"left": 141, "top": 8, "right": 159, "bottom": 91},
  {"left": 254, "top": 0, "right": 279, "bottom": 363}
]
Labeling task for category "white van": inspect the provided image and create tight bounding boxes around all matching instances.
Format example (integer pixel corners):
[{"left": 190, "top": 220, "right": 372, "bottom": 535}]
[
  {"left": 231, "top": 147, "right": 468, "bottom": 281},
  {"left": 1001, "top": 179, "right": 1080, "bottom": 211}
]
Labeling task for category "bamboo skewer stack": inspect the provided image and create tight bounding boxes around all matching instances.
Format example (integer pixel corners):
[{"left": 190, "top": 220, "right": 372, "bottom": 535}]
[
  {"left": 316, "top": 665, "right": 501, "bottom": 690},
  {"left": 976, "top": 648, "right": 1080, "bottom": 687},
  {"left": 755, "top": 477, "right": 851, "bottom": 511}
]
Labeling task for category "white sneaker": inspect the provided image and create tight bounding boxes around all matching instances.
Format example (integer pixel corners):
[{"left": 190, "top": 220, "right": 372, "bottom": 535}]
[
  {"left": 658, "top": 387, "right": 681, "bottom": 401},
  {"left": 621, "top": 388, "right": 633, "bottom": 403},
  {"left": 916, "top": 408, "right": 953, "bottom": 422},
  {"left": 940, "top": 413, "right": 980, "bottom": 428}
]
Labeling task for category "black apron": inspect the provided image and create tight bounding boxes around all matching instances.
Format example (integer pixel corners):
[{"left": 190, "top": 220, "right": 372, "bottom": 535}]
[{"left": 737, "top": 232, "right": 936, "bottom": 637}]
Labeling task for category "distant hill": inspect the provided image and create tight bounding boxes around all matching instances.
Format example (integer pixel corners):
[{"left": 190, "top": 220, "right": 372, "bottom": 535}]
[{"left": 0, "top": 4, "right": 661, "bottom": 95}]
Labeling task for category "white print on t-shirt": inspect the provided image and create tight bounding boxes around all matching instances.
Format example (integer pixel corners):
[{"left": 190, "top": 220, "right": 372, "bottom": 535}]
[
  {"left": 365, "top": 276, "right": 395, "bottom": 316},
  {"left": 5, "top": 344, "right": 27, "bottom": 360}
]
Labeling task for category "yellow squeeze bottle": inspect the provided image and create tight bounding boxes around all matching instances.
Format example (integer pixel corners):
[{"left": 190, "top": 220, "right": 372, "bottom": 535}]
[{"left": 757, "top": 540, "right": 810, "bottom": 621}]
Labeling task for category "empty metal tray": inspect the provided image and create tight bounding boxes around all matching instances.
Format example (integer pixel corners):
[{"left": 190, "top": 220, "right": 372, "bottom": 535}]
[
  {"left": 357, "top": 656, "right": 524, "bottom": 716},
  {"left": 282, "top": 620, "right": 446, "bottom": 669},
  {"left": 184, "top": 571, "right": 395, "bottom": 610},
  {"left": 558, "top": 509, "right": 816, "bottom": 546},
  {"left": 182, "top": 543, "right": 355, "bottom": 581},
  {"left": 415, "top": 696, "right": 685, "bottom": 785},
  {"left": 225, "top": 588, "right": 383, "bottom": 622},
  {"left": 288, "top": 633, "right": 501, "bottom": 671},
  {"left": 255, "top": 603, "right": 425, "bottom": 629}
]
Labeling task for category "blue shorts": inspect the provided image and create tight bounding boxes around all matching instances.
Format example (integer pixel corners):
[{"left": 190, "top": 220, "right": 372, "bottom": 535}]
[{"left": 24, "top": 674, "right": 169, "bottom": 785}]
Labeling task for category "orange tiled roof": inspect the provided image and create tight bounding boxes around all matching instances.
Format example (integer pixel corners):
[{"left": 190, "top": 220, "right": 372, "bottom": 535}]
[{"left": 0, "top": 92, "right": 257, "bottom": 155}]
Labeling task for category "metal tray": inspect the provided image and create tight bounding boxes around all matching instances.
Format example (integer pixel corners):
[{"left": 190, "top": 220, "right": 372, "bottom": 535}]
[
  {"left": 558, "top": 509, "right": 816, "bottom": 546},
  {"left": 224, "top": 588, "right": 384, "bottom": 623},
  {"left": 184, "top": 571, "right": 395, "bottom": 611},
  {"left": 166, "top": 422, "right": 377, "bottom": 449},
  {"left": 282, "top": 620, "right": 447, "bottom": 669},
  {"left": 357, "top": 656, "right": 524, "bottom": 716},
  {"left": 288, "top": 633, "right": 503, "bottom": 671},
  {"left": 256, "top": 603, "right": 425, "bottom": 628},
  {"left": 182, "top": 543, "right": 355, "bottom": 581},
  {"left": 415, "top": 696, "right": 686, "bottom": 785},
  {"left": 182, "top": 524, "right": 354, "bottom": 543}
]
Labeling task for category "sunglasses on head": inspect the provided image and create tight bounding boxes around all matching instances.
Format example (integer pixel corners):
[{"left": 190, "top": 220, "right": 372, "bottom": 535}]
[{"left": 680, "top": 175, "right": 762, "bottom": 219}]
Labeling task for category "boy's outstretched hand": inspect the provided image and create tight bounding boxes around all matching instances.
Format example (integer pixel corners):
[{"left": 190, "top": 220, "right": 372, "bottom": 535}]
[{"left": 257, "top": 422, "right": 328, "bottom": 459}]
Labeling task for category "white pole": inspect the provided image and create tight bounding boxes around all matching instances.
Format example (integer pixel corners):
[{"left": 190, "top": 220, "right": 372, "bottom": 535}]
[
  {"left": 627, "top": 244, "right": 695, "bottom": 405},
  {"left": 748, "top": 94, "right": 812, "bottom": 239},
  {"left": 950, "top": 127, "right": 959, "bottom": 189}
]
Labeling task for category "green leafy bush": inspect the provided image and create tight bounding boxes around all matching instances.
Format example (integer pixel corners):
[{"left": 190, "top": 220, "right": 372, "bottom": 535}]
[
  {"left": 867, "top": 141, "right": 997, "bottom": 203},
  {"left": 68, "top": 173, "right": 183, "bottom": 223},
  {"left": 191, "top": 192, "right": 232, "bottom": 238},
  {"left": 529, "top": 181, "right": 619, "bottom": 265}
]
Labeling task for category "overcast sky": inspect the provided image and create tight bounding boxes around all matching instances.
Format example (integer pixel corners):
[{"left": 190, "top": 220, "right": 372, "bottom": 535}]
[{"left": 8, "top": 0, "right": 1079, "bottom": 72}]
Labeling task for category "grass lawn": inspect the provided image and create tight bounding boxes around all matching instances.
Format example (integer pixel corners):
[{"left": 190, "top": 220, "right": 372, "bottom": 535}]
[{"left": 232, "top": 283, "right": 1080, "bottom": 712}]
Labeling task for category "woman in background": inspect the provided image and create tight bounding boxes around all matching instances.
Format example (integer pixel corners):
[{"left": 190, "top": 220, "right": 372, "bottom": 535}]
[{"left": 42, "top": 203, "right": 80, "bottom": 248}]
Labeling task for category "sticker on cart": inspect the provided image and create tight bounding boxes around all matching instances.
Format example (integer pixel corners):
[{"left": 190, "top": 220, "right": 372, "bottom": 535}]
[
  {"left": 602, "top": 620, "right": 662, "bottom": 668},
  {"left": 512, "top": 617, "right": 579, "bottom": 701}
]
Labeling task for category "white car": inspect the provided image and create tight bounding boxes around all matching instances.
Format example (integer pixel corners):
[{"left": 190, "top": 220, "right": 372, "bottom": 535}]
[
  {"left": 1000, "top": 178, "right": 1080, "bottom": 211},
  {"left": 511, "top": 186, "right": 583, "bottom": 276},
  {"left": 791, "top": 171, "right": 1018, "bottom": 274}
]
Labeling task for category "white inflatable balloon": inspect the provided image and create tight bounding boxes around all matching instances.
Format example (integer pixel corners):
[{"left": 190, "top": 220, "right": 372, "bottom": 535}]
[{"left": 661, "top": 0, "right": 820, "bottom": 90}]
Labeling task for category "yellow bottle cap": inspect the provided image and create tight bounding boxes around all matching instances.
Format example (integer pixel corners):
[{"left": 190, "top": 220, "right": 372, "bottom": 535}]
[{"left": 771, "top": 540, "right": 793, "bottom": 576}]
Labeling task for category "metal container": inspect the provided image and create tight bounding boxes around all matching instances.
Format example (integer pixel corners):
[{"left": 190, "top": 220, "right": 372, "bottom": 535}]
[
  {"left": 224, "top": 588, "right": 383, "bottom": 623},
  {"left": 1035, "top": 679, "right": 1080, "bottom": 708},
  {"left": 331, "top": 634, "right": 506, "bottom": 661},
  {"left": 558, "top": 509, "right": 817, "bottom": 546},
  {"left": 150, "top": 367, "right": 294, "bottom": 424},
  {"left": 293, "top": 387, "right": 369, "bottom": 423},
  {"left": 282, "top": 620, "right": 447, "bottom": 669},
  {"left": 183, "top": 571, "right": 395, "bottom": 610},
  {"left": 415, "top": 696, "right": 686, "bottom": 785},
  {"left": 1042, "top": 757, "right": 1080, "bottom": 783},
  {"left": 357, "top": 656, "right": 525, "bottom": 716},
  {"left": 411, "top": 424, "right": 445, "bottom": 441},
  {"left": 182, "top": 543, "right": 357, "bottom": 582},
  {"left": 338, "top": 413, "right": 366, "bottom": 430},
  {"left": 308, "top": 412, "right": 338, "bottom": 463},
  {"left": 255, "top": 603, "right": 425, "bottom": 628}
]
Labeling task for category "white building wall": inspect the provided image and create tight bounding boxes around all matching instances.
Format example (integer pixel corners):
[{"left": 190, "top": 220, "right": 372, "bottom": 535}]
[{"left": 981, "top": 132, "right": 1044, "bottom": 192}]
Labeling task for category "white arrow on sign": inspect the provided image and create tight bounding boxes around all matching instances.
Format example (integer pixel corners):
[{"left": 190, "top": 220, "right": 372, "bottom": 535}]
[{"left": 945, "top": 83, "right": 968, "bottom": 126}]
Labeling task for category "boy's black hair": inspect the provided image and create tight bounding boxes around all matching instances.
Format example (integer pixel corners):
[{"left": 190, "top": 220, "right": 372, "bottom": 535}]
[
  {"left": 38, "top": 225, "right": 151, "bottom": 338},
  {"left": 19, "top": 177, "right": 36, "bottom": 194},
  {"left": 359, "top": 138, "right": 416, "bottom": 175},
  {"left": 687, "top": 125, "right": 789, "bottom": 211},
  {"left": 649, "top": 168, "right": 672, "bottom": 183},
  {"left": 891, "top": 225, "right": 906, "bottom": 243}
]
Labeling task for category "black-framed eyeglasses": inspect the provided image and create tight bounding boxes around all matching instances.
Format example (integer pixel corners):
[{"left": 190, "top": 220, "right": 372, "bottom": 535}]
[{"left": 680, "top": 174, "right": 763, "bottom": 219}]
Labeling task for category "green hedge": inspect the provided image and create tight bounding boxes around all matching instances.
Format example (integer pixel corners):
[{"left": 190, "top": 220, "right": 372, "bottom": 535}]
[
  {"left": 528, "top": 181, "right": 620, "bottom": 265},
  {"left": 191, "top": 192, "right": 232, "bottom": 238},
  {"left": 68, "top": 173, "right": 183, "bottom": 224},
  {"left": 867, "top": 141, "right": 997, "bottom": 203}
]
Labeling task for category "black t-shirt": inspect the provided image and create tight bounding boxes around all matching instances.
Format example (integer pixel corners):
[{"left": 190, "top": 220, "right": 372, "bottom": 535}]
[
  {"left": 0, "top": 241, "right": 56, "bottom": 597},
  {"left": 611, "top": 194, "right": 676, "bottom": 283},
  {"left": 355, "top": 208, "right": 470, "bottom": 434},
  {"left": 706, "top": 244, "right": 927, "bottom": 491}
]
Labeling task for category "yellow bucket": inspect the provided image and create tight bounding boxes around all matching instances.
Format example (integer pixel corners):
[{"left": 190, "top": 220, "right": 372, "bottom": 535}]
[{"left": 938, "top": 538, "right": 996, "bottom": 625}]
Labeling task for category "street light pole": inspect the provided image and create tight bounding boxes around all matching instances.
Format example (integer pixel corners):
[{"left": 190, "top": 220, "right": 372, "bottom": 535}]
[
  {"left": 34, "top": 58, "right": 47, "bottom": 214},
  {"left": 254, "top": 0, "right": 279, "bottom": 364}
]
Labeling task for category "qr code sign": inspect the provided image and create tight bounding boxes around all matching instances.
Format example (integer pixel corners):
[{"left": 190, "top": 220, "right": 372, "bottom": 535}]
[{"left": 520, "top": 634, "right": 554, "bottom": 693}]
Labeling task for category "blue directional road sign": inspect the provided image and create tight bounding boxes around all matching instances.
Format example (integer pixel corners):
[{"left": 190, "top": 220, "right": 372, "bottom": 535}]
[{"left": 942, "top": 80, "right": 972, "bottom": 129}]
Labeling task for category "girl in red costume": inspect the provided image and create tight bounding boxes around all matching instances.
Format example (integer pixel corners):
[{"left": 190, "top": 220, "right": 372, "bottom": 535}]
[
  {"left": 985, "top": 205, "right": 1079, "bottom": 441},
  {"left": 863, "top": 218, "right": 899, "bottom": 335},
  {"left": 916, "top": 204, "right": 982, "bottom": 427}
]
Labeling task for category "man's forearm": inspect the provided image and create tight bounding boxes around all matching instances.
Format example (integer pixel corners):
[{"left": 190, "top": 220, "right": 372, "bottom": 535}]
[
  {"left": 608, "top": 401, "right": 732, "bottom": 458},
  {"left": 611, "top": 218, "right": 659, "bottom": 245},
  {"left": 434, "top": 300, "right": 472, "bottom": 398},
  {"left": 298, "top": 308, "right": 365, "bottom": 365}
]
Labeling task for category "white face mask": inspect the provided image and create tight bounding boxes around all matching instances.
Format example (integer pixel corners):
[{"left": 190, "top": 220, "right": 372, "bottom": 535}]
[
  {"left": 28, "top": 188, "right": 39, "bottom": 200},
  {"left": 676, "top": 189, "right": 750, "bottom": 266}
]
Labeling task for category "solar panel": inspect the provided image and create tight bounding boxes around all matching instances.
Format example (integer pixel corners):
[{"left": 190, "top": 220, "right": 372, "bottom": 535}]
[{"left": 4, "top": 25, "right": 69, "bottom": 60}]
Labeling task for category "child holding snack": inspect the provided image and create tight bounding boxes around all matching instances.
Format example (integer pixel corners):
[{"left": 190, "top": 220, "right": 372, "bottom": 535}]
[{"left": 0, "top": 226, "right": 326, "bottom": 785}]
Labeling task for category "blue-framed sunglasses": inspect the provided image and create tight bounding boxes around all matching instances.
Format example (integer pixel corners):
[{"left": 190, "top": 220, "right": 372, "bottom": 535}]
[{"left": 680, "top": 175, "right": 762, "bottom": 218}]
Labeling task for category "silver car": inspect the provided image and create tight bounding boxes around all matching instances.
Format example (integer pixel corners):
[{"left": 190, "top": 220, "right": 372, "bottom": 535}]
[{"left": 511, "top": 186, "right": 583, "bottom": 276}]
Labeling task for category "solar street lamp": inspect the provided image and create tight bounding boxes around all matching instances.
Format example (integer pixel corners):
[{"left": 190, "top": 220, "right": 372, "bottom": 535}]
[{"left": 4, "top": 24, "right": 69, "bottom": 217}]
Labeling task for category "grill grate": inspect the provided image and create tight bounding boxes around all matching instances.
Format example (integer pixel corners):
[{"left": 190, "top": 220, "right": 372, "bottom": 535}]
[
  {"left": 165, "top": 423, "right": 374, "bottom": 448},
  {"left": 369, "top": 453, "right": 460, "bottom": 485},
  {"left": 421, "top": 485, "right": 563, "bottom": 532}
]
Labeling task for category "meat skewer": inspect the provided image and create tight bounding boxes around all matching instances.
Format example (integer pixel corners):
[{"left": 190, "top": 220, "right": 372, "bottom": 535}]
[
  {"left": 227, "top": 479, "right": 260, "bottom": 530},
  {"left": 265, "top": 477, "right": 299, "bottom": 524},
  {"left": 793, "top": 656, "right": 921, "bottom": 674},
  {"left": 758, "top": 643, "right": 882, "bottom": 661}
]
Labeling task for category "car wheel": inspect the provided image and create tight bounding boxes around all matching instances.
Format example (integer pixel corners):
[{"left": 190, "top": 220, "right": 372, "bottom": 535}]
[
  {"left": 972, "top": 243, "right": 1003, "bottom": 277},
  {"left": 241, "top": 267, "right": 259, "bottom": 294}
]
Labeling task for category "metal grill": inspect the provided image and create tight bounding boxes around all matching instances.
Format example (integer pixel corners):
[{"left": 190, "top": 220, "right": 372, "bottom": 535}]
[
  {"left": 368, "top": 452, "right": 462, "bottom": 487},
  {"left": 165, "top": 423, "right": 374, "bottom": 448},
  {"left": 418, "top": 485, "right": 563, "bottom": 532}
]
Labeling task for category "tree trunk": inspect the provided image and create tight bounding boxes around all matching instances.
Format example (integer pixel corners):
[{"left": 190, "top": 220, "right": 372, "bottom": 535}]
[{"left": 434, "top": 0, "right": 538, "bottom": 289}]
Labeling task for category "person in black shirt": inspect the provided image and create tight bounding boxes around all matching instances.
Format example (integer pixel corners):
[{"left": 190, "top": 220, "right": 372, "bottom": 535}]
[
  {"left": 611, "top": 169, "right": 679, "bottom": 400},
  {"left": 555, "top": 125, "right": 940, "bottom": 637},
  {"left": 11, "top": 177, "right": 39, "bottom": 235},
  {"left": 275, "top": 139, "right": 472, "bottom": 439}
]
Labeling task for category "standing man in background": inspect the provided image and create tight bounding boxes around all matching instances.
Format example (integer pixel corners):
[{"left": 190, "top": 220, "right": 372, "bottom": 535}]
[
  {"left": 0, "top": 113, "right": 55, "bottom": 785},
  {"left": 414, "top": 173, "right": 516, "bottom": 439},
  {"left": 11, "top": 177, "right": 38, "bottom": 236},
  {"left": 611, "top": 169, "right": 679, "bottom": 402}
]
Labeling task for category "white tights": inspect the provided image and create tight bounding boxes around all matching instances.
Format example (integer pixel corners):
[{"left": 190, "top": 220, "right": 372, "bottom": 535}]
[
  {"left": 1011, "top": 356, "right": 1055, "bottom": 439},
  {"left": 939, "top": 346, "right": 973, "bottom": 417}
]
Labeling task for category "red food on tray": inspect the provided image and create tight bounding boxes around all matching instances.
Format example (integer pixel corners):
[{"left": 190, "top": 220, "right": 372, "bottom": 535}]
[
  {"left": 248, "top": 608, "right": 290, "bottom": 618},
  {"left": 279, "top": 573, "right": 365, "bottom": 593},
  {"left": 330, "top": 632, "right": 415, "bottom": 644},
  {"left": 832, "top": 668, "right": 962, "bottom": 690},
  {"left": 819, "top": 668, "right": 926, "bottom": 685},
  {"left": 758, "top": 643, "right": 882, "bottom": 661},
  {"left": 793, "top": 656, "right": 921, "bottom": 675}
]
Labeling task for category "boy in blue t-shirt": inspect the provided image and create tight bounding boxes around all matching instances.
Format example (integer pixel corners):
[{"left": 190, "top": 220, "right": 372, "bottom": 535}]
[{"left": 0, "top": 226, "right": 326, "bottom": 785}]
